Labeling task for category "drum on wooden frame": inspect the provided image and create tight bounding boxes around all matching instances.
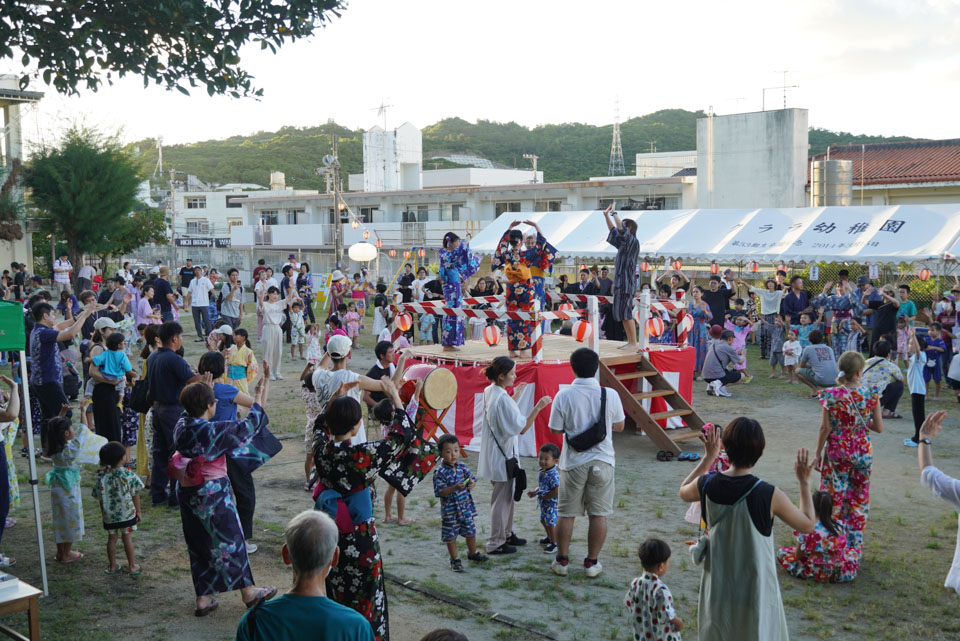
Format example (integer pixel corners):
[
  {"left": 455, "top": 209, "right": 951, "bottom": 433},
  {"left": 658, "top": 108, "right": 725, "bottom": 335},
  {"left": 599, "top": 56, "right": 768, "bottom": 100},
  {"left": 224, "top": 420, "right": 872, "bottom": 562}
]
[{"left": 399, "top": 364, "right": 458, "bottom": 410}]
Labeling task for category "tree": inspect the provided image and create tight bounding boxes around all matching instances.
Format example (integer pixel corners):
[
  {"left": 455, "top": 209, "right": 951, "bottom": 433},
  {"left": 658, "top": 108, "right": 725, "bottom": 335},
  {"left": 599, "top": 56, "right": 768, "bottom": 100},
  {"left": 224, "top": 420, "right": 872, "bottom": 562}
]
[
  {"left": 105, "top": 208, "right": 169, "bottom": 264},
  {"left": 24, "top": 126, "right": 142, "bottom": 291},
  {"left": 4, "top": 0, "right": 345, "bottom": 97}
]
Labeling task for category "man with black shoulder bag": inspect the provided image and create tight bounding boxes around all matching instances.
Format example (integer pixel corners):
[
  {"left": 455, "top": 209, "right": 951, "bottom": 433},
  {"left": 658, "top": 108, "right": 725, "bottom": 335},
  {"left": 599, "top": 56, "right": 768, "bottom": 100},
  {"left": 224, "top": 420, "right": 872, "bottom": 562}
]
[{"left": 548, "top": 348, "right": 625, "bottom": 578}]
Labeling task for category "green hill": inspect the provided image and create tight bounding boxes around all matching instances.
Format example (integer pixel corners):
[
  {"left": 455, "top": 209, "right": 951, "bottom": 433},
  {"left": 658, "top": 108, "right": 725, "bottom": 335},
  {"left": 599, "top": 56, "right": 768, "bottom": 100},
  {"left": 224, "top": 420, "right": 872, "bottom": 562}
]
[{"left": 127, "top": 110, "right": 921, "bottom": 190}]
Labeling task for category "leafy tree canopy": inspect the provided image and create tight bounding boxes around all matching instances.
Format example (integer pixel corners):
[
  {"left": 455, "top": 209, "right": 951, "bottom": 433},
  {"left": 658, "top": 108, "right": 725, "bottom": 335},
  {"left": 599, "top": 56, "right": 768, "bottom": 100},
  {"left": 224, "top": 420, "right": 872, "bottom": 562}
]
[{"left": 4, "top": 0, "right": 345, "bottom": 97}]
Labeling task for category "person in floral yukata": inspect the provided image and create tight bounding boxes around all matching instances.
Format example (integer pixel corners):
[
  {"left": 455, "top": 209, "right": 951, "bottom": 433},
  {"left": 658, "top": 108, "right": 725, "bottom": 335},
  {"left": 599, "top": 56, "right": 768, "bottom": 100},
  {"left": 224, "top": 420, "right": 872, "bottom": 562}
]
[
  {"left": 93, "top": 441, "right": 144, "bottom": 575},
  {"left": 491, "top": 220, "right": 557, "bottom": 358},
  {"left": 777, "top": 490, "right": 860, "bottom": 582},
  {"left": 624, "top": 538, "right": 683, "bottom": 641},
  {"left": 814, "top": 351, "right": 883, "bottom": 577},
  {"left": 438, "top": 231, "right": 480, "bottom": 352},
  {"left": 312, "top": 378, "right": 438, "bottom": 641},
  {"left": 172, "top": 374, "right": 277, "bottom": 616},
  {"left": 433, "top": 433, "right": 488, "bottom": 572}
]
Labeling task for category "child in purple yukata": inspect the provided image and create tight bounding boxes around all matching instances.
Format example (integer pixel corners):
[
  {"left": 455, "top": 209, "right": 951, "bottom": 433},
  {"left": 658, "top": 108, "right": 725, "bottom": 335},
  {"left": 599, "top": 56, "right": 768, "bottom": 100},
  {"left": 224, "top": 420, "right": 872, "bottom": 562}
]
[
  {"left": 432, "top": 433, "right": 488, "bottom": 572},
  {"left": 624, "top": 538, "right": 683, "bottom": 641},
  {"left": 527, "top": 442, "right": 559, "bottom": 553}
]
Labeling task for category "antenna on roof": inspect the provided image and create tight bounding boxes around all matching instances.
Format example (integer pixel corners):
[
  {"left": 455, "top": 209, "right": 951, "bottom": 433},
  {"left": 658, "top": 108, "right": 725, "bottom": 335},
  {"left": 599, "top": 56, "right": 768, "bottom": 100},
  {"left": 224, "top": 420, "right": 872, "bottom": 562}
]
[
  {"left": 608, "top": 99, "right": 625, "bottom": 176},
  {"left": 370, "top": 100, "right": 393, "bottom": 130}
]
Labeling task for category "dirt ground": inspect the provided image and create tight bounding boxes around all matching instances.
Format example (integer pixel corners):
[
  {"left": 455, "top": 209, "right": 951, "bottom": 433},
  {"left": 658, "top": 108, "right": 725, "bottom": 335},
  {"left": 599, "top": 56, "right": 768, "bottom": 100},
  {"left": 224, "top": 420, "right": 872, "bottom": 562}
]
[{"left": 2, "top": 319, "right": 959, "bottom": 640}]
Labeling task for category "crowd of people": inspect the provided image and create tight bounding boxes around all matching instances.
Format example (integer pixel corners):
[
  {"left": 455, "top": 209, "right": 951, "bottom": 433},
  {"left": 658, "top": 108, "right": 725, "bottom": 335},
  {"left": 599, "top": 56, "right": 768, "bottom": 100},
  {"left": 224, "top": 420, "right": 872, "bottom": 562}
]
[{"left": 4, "top": 239, "right": 960, "bottom": 641}]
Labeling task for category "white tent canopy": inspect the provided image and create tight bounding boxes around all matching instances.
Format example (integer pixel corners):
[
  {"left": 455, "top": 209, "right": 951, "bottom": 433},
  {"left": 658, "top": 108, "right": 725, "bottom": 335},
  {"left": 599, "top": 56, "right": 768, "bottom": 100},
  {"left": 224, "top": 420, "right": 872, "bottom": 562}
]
[{"left": 469, "top": 205, "right": 960, "bottom": 264}]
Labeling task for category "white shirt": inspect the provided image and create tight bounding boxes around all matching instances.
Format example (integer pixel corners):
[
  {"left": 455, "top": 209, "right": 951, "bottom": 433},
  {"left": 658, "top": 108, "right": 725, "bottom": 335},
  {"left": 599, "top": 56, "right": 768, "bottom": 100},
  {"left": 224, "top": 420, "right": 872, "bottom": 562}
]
[
  {"left": 116, "top": 269, "right": 132, "bottom": 284},
  {"left": 413, "top": 277, "right": 430, "bottom": 302},
  {"left": 548, "top": 377, "right": 624, "bottom": 471},
  {"left": 921, "top": 466, "right": 960, "bottom": 594},
  {"left": 77, "top": 265, "right": 95, "bottom": 280},
  {"left": 311, "top": 368, "right": 367, "bottom": 446},
  {"left": 260, "top": 299, "right": 286, "bottom": 326},
  {"left": 187, "top": 276, "right": 213, "bottom": 306},
  {"left": 478, "top": 385, "right": 526, "bottom": 482},
  {"left": 255, "top": 278, "right": 279, "bottom": 301},
  {"left": 53, "top": 259, "right": 72, "bottom": 284}
]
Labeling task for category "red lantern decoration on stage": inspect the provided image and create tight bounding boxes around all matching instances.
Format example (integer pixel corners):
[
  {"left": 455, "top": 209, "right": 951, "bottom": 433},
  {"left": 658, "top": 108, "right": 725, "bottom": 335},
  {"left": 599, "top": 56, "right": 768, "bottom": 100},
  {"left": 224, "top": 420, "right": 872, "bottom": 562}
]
[
  {"left": 396, "top": 314, "right": 413, "bottom": 332},
  {"left": 362, "top": 230, "right": 370, "bottom": 240},
  {"left": 640, "top": 261, "right": 650, "bottom": 272},
  {"left": 388, "top": 249, "right": 396, "bottom": 257},
  {"left": 376, "top": 240, "right": 382, "bottom": 248},
  {"left": 559, "top": 303, "right": 574, "bottom": 312},
  {"left": 672, "top": 260, "right": 682, "bottom": 271},
  {"left": 777, "top": 264, "right": 787, "bottom": 273},
  {"left": 482, "top": 325, "right": 500, "bottom": 346},
  {"left": 572, "top": 320, "right": 593, "bottom": 343},
  {"left": 579, "top": 264, "right": 586, "bottom": 271},
  {"left": 404, "top": 251, "right": 411, "bottom": 259},
  {"left": 418, "top": 249, "right": 426, "bottom": 258},
  {"left": 749, "top": 261, "right": 759, "bottom": 273},
  {"left": 710, "top": 263, "right": 719, "bottom": 274},
  {"left": 646, "top": 317, "right": 664, "bottom": 337},
  {"left": 919, "top": 268, "right": 931, "bottom": 281}
]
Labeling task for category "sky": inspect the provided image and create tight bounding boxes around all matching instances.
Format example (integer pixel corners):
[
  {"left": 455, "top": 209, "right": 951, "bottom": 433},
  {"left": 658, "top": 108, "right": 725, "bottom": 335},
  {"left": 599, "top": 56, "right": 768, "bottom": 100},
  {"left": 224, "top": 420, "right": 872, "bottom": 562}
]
[{"left": 7, "top": 0, "right": 960, "bottom": 149}]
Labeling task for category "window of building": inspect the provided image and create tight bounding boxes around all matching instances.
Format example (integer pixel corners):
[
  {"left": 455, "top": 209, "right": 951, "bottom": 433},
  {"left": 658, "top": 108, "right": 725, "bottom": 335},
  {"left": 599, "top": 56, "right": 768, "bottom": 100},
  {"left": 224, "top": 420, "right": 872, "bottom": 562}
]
[
  {"left": 535, "top": 200, "right": 563, "bottom": 212},
  {"left": 227, "top": 218, "right": 243, "bottom": 228},
  {"left": 286, "top": 209, "right": 304, "bottom": 225},
  {"left": 417, "top": 205, "right": 429, "bottom": 222},
  {"left": 185, "top": 219, "right": 209, "bottom": 234},
  {"left": 359, "top": 207, "right": 378, "bottom": 222},
  {"left": 259, "top": 210, "right": 279, "bottom": 226},
  {"left": 185, "top": 196, "right": 206, "bottom": 209},
  {"left": 495, "top": 201, "right": 521, "bottom": 217},
  {"left": 401, "top": 210, "right": 417, "bottom": 223},
  {"left": 225, "top": 194, "right": 247, "bottom": 208},
  {"left": 451, "top": 204, "right": 462, "bottom": 222}
]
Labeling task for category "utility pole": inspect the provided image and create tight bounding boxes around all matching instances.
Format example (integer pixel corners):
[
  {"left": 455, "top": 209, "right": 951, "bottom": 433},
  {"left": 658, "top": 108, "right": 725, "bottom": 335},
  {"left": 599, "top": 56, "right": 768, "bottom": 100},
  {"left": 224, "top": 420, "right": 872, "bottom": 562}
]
[
  {"left": 331, "top": 135, "right": 343, "bottom": 270},
  {"left": 522, "top": 153, "right": 539, "bottom": 183}
]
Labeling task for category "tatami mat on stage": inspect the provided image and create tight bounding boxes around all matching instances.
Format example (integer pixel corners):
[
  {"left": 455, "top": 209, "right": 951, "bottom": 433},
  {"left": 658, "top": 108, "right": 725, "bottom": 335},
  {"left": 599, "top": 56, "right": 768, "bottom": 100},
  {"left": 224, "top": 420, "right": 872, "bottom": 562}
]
[{"left": 402, "top": 334, "right": 679, "bottom": 365}]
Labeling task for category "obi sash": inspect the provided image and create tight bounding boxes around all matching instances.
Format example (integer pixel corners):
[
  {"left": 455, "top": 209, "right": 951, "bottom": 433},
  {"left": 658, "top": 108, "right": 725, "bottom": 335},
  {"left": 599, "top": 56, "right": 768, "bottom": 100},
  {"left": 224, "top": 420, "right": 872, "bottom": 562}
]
[
  {"left": 315, "top": 484, "right": 374, "bottom": 535},
  {"left": 227, "top": 364, "right": 247, "bottom": 380},
  {"left": 505, "top": 263, "right": 532, "bottom": 283},
  {"left": 167, "top": 453, "right": 228, "bottom": 487},
  {"left": 45, "top": 467, "right": 81, "bottom": 492},
  {"left": 529, "top": 266, "right": 545, "bottom": 279}
]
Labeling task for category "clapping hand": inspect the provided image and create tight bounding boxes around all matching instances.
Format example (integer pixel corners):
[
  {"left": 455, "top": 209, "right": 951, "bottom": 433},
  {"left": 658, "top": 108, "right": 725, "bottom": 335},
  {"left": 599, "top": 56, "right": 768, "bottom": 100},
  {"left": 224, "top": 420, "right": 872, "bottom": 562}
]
[
  {"left": 0, "top": 375, "right": 16, "bottom": 391},
  {"left": 200, "top": 372, "right": 214, "bottom": 388},
  {"left": 700, "top": 423, "right": 722, "bottom": 461},
  {"left": 920, "top": 410, "right": 948, "bottom": 441},
  {"left": 795, "top": 448, "right": 814, "bottom": 484},
  {"left": 535, "top": 396, "right": 552, "bottom": 411}
]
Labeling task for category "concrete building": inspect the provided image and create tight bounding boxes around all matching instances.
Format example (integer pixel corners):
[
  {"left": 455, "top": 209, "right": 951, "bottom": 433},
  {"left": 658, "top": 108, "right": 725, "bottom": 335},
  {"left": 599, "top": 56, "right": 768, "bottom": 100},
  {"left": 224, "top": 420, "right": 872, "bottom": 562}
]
[
  {"left": 362, "top": 123, "right": 422, "bottom": 192},
  {"left": 697, "top": 108, "right": 809, "bottom": 208},
  {"left": 807, "top": 139, "right": 960, "bottom": 206},
  {"left": 0, "top": 75, "right": 40, "bottom": 271},
  {"left": 635, "top": 150, "right": 697, "bottom": 179}
]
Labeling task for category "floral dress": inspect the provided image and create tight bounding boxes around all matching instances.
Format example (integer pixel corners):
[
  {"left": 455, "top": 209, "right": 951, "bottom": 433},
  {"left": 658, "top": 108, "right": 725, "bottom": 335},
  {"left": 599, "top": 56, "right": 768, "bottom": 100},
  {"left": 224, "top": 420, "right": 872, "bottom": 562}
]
[
  {"left": 1, "top": 420, "right": 19, "bottom": 509},
  {"left": 491, "top": 231, "right": 557, "bottom": 351},
  {"left": 173, "top": 405, "right": 269, "bottom": 597},
  {"left": 120, "top": 387, "right": 139, "bottom": 447},
  {"left": 225, "top": 344, "right": 259, "bottom": 395},
  {"left": 818, "top": 384, "right": 880, "bottom": 570},
  {"left": 624, "top": 572, "right": 681, "bottom": 641},
  {"left": 290, "top": 310, "right": 306, "bottom": 345},
  {"left": 438, "top": 242, "right": 480, "bottom": 347},
  {"left": 687, "top": 301, "right": 713, "bottom": 372},
  {"left": 777, "top": 521, "right": 859, "bottom": 583},
  {"left": 344, "top": 311, "right": 362, "bottom": 339},
  {"left": 312, "top": 409, "right": 438, "bottom": 641},
  {"left": 45, "top": 440, "right": 84, "bottom": 544},
  {"left": 92, "top": 467, "right": 144, "bottom": 534}
]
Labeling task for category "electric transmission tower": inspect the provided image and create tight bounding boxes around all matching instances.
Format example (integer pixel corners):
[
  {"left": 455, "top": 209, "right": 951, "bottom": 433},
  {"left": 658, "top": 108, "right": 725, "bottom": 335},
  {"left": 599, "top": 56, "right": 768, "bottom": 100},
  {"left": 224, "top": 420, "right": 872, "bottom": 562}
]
[{"left": 608, "top": 102, "right": 625, "bottom": 176}]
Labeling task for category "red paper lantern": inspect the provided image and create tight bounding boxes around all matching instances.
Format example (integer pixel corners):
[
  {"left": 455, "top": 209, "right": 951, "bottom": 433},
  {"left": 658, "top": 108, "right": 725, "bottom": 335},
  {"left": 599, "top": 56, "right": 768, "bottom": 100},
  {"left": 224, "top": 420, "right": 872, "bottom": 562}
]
[
  {"left": 403, "top": 251, "right": 411, "bottom": 259},
  {"left": 482, "top": 325, "right": 501, "bottom": 346},
  {"left": 418, "top": 249, "right": 426, "bottom": 258},
  {"left": 389, "top": 249, "right": 396, "bottom": 257},
  {"left": 376, "top": 240, "right": 382, "bottom": 248},
  {"left": 396, "top": 314, "right": 412, "bottom": 332},
  {"left": 919, "top": 268, "right": 931, "bottom": 281},
  {"left": 749, "top": 261, "right": 759, "bottom": 273},
  {"left": 559, "top": 303, "right": 574, "bottom": 312},
  {"left": 640, "top": 261, "right": 650, "bottom": 272},
  {"left": 710, "top": 263, "right": 719, "bottom": 274},
  {"left": 572, "top": 320, "right": 593, "bottom": 343},
  {"left": 672, "top": 260, "right": 682, "bottom": 271},
  {"left": 362, "top": 230, "right": 370, "bottom": 240},
  {"left": 579, "top": 264, "right": 586, "bottom": 271},
  {"left": 777, "top": 264, "right": 786, "bottom": 273},
  {"left": 646, "top": 317, "right": 664, "bottom": 337}
]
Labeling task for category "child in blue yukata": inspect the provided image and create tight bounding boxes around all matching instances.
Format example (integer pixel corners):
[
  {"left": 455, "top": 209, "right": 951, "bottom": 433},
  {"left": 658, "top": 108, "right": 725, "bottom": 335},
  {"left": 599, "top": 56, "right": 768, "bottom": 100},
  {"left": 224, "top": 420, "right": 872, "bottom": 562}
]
[
  {"left": 432, "top": 433, "right": 488, "bottom": 572},
  {"left": 624, "top": 538, "right": 683, "bottom": 641},
  {"left": 925, "top": 322, "right": 946, "bottom": 400},
  {"left": 527, "top": 442, "right": 560, "bottom": 553}
]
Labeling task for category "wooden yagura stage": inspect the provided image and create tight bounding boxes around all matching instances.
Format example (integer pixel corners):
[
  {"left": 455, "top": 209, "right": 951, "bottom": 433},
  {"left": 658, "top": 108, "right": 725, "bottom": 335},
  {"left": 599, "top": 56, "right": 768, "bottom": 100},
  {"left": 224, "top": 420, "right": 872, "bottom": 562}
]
[{"left": 402, "top": 334, "right": 696, "bottom": 457}]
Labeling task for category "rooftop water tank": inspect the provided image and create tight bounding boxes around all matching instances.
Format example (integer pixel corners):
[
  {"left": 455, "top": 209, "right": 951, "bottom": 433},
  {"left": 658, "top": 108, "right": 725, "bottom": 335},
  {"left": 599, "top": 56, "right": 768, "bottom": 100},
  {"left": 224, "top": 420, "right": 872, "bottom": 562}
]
[{"left": 811, "top": 160, "right": 853, "bottom": 206}]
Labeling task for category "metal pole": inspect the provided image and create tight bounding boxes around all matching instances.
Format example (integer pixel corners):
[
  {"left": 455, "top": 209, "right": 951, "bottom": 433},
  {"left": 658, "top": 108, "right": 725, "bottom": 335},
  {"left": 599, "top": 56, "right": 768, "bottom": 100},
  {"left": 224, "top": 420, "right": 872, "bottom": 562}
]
[
  {"left": 588, "top": 295, "right": 600, "bottom": 354},
  {"left": 20, "top": 354, "right": 48, "bottom": 596},
  {"left": 638, "top": 290, "right": 650, "bottom": 350}
]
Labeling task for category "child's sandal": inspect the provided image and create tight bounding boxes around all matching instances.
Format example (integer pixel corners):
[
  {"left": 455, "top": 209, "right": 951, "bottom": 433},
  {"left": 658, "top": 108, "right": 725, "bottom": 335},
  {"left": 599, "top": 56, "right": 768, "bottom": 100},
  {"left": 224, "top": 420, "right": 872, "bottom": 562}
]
[
  {"left": 127, "top": 565, "right": 142, "bottom": 576},
  {"left": 104, "top": 566, "right": 119, "bottom": 575}
]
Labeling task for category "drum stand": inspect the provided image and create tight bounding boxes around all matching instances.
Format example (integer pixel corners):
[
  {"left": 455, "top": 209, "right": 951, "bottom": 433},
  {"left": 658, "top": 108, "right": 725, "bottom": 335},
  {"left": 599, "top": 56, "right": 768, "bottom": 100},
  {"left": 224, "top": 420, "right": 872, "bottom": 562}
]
[{"left": 414, "top": 405, "right": 467, "bottom": 457}]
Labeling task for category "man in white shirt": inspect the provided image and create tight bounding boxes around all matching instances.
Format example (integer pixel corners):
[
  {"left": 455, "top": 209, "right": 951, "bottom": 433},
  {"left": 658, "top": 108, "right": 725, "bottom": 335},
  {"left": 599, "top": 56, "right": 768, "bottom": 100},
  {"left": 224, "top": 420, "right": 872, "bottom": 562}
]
[
  {"left": 185, "top": 266, "right": 214, "bottom": 341},
  {"left": 52, "top": 252, "right": 72, "bottom": 292},
  {"left": 76, "top": 263, "right": 96, "bottom": 293},
  {"left": 548, "top": 348, "right": 624, "bottom": 578},
  {"left": 311, "top": 335, "right": 394, "bottom": 446}
]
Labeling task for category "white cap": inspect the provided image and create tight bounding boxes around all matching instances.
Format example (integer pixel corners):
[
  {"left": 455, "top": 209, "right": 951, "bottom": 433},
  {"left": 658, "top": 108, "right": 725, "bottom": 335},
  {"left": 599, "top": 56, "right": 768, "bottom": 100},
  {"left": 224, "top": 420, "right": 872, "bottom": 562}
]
[
  {"left": 93, "top": 317, "right": 119, "bottom": 330},
  {"left": 326, "top": 334, "right": 352, "bottom": 359},
  {"left": 331, "top": 270, "right": 345, "bottom": 282},
  {"left": 212, "top": 325, "right": 233, "bottom": 336}
]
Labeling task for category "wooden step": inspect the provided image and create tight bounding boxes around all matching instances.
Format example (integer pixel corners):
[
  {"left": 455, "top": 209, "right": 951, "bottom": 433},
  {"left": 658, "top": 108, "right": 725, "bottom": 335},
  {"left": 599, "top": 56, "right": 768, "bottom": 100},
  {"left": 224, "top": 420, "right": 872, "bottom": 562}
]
[
  {"left": 633, "top": 389, "right": 674, "bottom": 400},
  {"left": 649, "top": 409, "right": 692, "bottom": 421},
  {"left": 670, "top": 430, "right": 704, "bottom": 442},
  {"left": 616, "top": 370, "right": 658, "bottom": 381},
  {"left": 601, "top": 354, "right": 649, "bottom": 367}
]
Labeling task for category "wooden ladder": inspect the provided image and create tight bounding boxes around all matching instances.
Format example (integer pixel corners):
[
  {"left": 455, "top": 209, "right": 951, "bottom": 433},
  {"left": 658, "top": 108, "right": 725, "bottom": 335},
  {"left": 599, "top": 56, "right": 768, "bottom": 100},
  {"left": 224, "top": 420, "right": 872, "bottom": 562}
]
[{"left": 598, "top": 355, "right": 705, "bottom": 455}]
